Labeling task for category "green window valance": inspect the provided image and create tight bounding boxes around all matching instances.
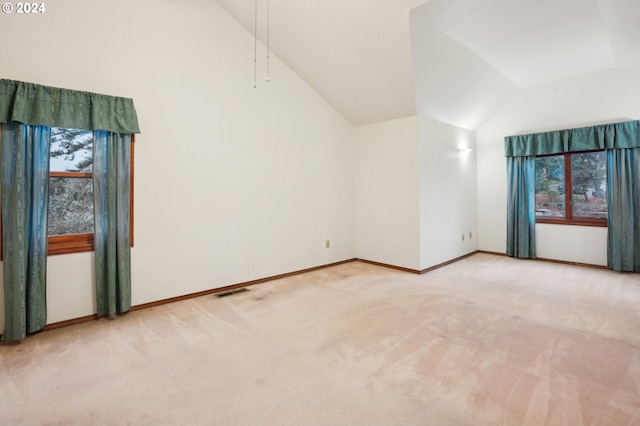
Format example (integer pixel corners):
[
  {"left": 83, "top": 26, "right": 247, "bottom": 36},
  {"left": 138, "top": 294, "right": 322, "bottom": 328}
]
[
  {"left": 0, "top": 79, "right": 140, "bottom": 134},
  {"left": 504, "top": 120, "right": 640, "bottom": 157}
]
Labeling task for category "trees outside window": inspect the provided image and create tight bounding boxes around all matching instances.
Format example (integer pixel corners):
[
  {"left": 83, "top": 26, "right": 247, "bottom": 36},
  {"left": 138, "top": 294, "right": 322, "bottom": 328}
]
[
  {"left": 535, "top": 150, "right": 607, "bottom": 226},
  {"left": 47, "top": 127, "right": 95, "bottom": 254},
  {"left": 571, "top": 152, "right": 607, "bottom": 219},
  {"left": 535, "top": 155, "right": 565, "bottom": 217},
  {"left": 46, "top": 127, "right": 134, "bottom": 255},
  {"left": 49, "top": 127, "right": 94, "bottom": 236}
]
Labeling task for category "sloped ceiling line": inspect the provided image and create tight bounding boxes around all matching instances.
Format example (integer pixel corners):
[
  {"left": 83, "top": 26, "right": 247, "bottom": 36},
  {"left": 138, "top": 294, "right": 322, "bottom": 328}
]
[{"left": 215, "top": 0, "right": 640, "bottom": 130}]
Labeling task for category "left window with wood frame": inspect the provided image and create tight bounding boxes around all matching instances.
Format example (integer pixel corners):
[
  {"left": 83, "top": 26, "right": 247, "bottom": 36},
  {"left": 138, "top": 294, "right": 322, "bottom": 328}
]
[
  {"left": 48, "top": 127, "right": 95, "bottom": 255},
  {"left": 0, "top": 124, "right": 135, "bottom": 256}
]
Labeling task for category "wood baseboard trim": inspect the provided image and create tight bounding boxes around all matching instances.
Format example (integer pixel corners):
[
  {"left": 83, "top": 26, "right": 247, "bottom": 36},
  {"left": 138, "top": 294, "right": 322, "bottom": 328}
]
[
  {"left": 355, "top": 258, "right": 421, "bottom": 274},
  {"left": 356, "top": 251, "right": 480, "bottom": 275},
  {"left": 477, "top": 250, "right": 508, "bottom": 257},
  {"left": 42, "top": 314, "right": 100, "bottom": 332},
  {"left": 477, "top": 249, "right": 610, "bottom": 271},
  {"left": 35, "top": 258, "right": 358, "bottom": 334},
  {"left": 419, "top": 251, "right": 479, "bottom": 274},
  {"left": 4, "top": 252, "right": 626, "bottom": 341},
  {"left": 131, "top": 258, "right": 358, "bottom": 312},
  {"left": 535, "top": 257, "right": 609, "bottom": 270}
]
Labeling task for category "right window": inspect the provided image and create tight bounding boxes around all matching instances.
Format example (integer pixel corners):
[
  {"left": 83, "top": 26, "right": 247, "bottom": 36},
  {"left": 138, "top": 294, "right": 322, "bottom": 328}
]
[{"left": 535, "top": 150, "right": 607, "bottom": 226}]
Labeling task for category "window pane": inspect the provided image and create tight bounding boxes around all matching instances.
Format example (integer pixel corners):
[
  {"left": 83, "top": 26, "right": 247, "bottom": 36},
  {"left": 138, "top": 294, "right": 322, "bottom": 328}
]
[
  {"left": 48, "top": 177, "right": 94, "bottom": 235},
  {"left": 571, "top": 151, "right": 607, "bottom": 219},
  {"left": 50, "top": 127, "right": 93, "bottom": 172},
  {"left": 535, "top": 155, "right": 565, "bottom": 217}
]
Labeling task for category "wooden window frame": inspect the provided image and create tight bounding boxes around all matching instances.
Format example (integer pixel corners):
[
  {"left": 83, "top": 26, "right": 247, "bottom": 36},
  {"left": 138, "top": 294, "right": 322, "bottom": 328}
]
[
  {"left": 0, "top": 125, "right": 135, "bottom": 257},
  {"left": 49, "top": 170, "right": 95, "bottom": 255},
  {"left": 535, "top": 150, "right": 607, "bottom": 228}
]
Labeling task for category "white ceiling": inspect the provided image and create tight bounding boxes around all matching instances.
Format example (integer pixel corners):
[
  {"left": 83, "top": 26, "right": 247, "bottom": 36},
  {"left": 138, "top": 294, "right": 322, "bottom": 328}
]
[{"left": 215, "top": 0, "right": 640, "bottom": 129}]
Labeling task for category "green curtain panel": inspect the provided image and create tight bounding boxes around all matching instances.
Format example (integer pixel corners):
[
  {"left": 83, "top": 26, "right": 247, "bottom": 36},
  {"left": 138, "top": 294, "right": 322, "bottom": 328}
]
[
  {"left": 506, "top": 156, "right": 536, "bottom": 259},
  {"left": 505, "top": 120, "right": 640, "bottom": 157},
  {"left": 0, "top": 79, "right": 138, "bottom": 339},
  {"left": 1, "top": 123, "right": 50, "bottom": 341},
  {"left": 505, "top": 120, "right": 640, "bottom": 271},
  {"left": 93, "top": 130, "right": 131, "bottom": 317},
  {"left": 0, "top": 79, "right": 140, "bottom": 134},
  {"left": 607, "top": 148, "right": 640, "bottom": 272}
]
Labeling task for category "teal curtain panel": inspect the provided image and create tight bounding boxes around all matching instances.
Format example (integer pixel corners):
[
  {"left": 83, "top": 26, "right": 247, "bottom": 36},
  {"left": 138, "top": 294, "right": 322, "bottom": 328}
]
[
  {"left": 0, "top": 79, "right": 140, "bottom": 134},
  {"left": 607, "top": 148, "right": 640, "bottom": 272},
  {"left": 506, "top": 156, "right": 536, "bottom": 259},
  {"left": 505, "top": 120, "right": 640, "bottom": 271},
  {"left": 1, "top": 78, "right": 139, "bottom": 340},
  {"left": 93, "top": 131, "right": 131, "bottom": 317},
  {"left": 505, "top": 120, "right": 640, "bottom": 157},
  {"left": 1, "top": 123, "right": 50, "bottom": 341}
]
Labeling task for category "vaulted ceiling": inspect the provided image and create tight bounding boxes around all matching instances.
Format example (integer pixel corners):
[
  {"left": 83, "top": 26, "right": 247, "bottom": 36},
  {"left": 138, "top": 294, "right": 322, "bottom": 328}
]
[{"left": 215, "top": 0, "right": 640, "bottom": 130}]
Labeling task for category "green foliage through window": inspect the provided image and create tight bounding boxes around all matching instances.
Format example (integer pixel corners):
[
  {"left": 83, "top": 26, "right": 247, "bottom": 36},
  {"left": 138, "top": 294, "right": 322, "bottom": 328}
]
[
  {"left": 49, "top": 177, "right": 93, "bottom": 235},
  {"left": 48, "top": 127, "right": 94, "bottom": 236},
  {"left": 535, "top": 156, "right": 565, "bottom": 217},
  {"left": 571, "top": 152, "right": 607, "bottom": 219},
  {"left": 535, "top": 151, "right": 607, "bottom": 222}
]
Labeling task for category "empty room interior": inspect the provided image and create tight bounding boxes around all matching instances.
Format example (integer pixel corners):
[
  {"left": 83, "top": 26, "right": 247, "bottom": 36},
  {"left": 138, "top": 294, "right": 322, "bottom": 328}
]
[{"left": 2, "top": 0, "right": 640, "bottom": 424}]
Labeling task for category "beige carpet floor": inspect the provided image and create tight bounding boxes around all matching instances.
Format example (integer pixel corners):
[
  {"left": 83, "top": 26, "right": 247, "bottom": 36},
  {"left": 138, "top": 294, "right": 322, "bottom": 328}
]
[{"left": 2, "top": 253, "right": 640, "bottom": 425}]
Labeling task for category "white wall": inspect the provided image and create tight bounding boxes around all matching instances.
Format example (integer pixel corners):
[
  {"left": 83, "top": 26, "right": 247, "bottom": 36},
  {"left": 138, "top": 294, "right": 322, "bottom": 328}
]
[
  {"left": 0, "top": 0, "right": 355, "bottom": 329},
  {"left": 419, "top": 117, "right": 477, "bottom": 269},
  {"left": 354, "top": 117, "right": 420, "bottom": 270},
  {"left": 477, "top": 69, "right": 640, "bottom": 265},
  {"left": 354, "top": 115, "right": 477, "bottom": 271}
]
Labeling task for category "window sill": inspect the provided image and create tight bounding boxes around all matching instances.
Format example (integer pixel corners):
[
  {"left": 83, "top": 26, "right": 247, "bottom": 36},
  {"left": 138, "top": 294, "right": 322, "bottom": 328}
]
[
  {"left": 536, "top": 218, "right": 607, "bottom": 227},
  {"left": 48, "top": 233, "right": 94, "bottom": 255}
]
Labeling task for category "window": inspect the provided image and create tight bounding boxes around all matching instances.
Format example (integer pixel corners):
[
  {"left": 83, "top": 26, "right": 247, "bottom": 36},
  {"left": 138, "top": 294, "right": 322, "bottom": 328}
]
[
  {"left": 0, "top": 124, "right": 135, "bottom": 256},
  {"left": 535, "top": 150, "right": 607, "bottom": 226},
  {"left": 48, "top": 127, "right": 96, "bottom": 255}
]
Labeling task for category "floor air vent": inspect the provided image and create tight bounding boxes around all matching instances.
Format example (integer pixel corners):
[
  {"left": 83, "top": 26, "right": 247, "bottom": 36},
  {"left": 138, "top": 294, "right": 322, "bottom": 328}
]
[{"left": 215, "top": 288, "right": 250, "bottom": 298}]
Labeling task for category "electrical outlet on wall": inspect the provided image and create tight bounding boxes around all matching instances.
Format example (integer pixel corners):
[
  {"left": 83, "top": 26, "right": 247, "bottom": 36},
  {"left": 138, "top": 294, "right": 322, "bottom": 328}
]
[
  {"left": 462, "top": 234, "right": 465, "bottom": 241},
  {"left": 326, "top": 240, "right": 330, "bottom": 248}
]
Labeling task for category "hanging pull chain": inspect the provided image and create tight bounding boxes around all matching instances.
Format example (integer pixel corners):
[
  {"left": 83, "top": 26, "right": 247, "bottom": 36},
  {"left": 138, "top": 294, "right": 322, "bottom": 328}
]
[
  {"left": 265, "top": 0, "right": 271, "bottom": 83},
  {"left": 253, "top": 0, "right": 258, "bottom": 88}
]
